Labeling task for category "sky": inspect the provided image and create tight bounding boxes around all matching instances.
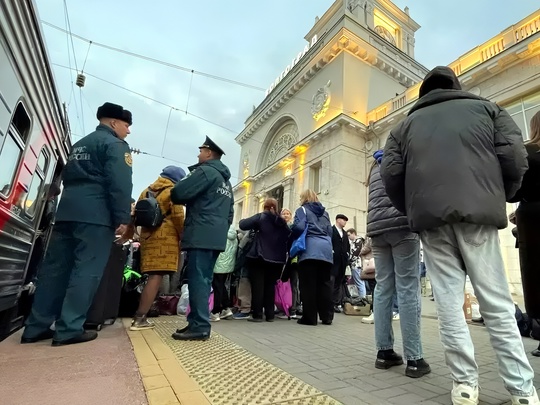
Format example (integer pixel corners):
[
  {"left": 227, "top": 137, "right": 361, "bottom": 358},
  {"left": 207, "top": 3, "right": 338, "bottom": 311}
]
[{"left": 35, "top": 0, "right": 539, "bottom": 197}]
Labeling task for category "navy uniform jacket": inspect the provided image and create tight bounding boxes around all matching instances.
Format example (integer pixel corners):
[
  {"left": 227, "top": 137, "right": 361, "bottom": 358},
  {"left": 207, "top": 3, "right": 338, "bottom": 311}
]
[
  {"left": 55, "top": 125, "right": 133, "bottom": 228},
  {"left": 170, "top": 158, "right": 233, "bottom": 252}
]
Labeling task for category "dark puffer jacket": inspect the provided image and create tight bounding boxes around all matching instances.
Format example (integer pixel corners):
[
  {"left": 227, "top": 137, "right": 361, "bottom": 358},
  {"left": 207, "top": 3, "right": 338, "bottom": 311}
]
[
  {"left": 381, "top": 66, "right": 528, "bottom": 232},
  {"left": 366, "top": 163, "right": 409, "bottom": 237}
]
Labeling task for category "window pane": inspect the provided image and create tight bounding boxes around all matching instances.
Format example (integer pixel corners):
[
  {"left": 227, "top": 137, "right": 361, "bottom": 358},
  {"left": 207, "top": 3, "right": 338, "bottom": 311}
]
[
  {"left": 525, "top": 105, "right": 540, "bottom": 134},
  {"left": 504, "top": 100, "right": 523, "bottom": 116},
  {"left": 0, "top": 135, "right": 22, "bottom": 196},
  {"left": 24, "top": 173, "right": 43, "bottom": 216},
  {"left": 523, "top": 93, "right": 540, "bottom": 111},
  {"left": 37, "top": 152, "right": 48, "bottom": 172},
  {"left": 510, "top": 112, "right": 528, "bottom": 140}
]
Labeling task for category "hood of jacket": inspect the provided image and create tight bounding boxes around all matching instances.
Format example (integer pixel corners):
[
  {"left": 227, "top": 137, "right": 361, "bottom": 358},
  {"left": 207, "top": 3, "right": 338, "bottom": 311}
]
[
  {"left": 409, "top": 66, "right": 486, "bottom": 116},
  {"left": 419, "top": 66, "right": 461, "bottom": 98},
  {"left": 189, "top": 158, "right": 231, "bottom": 182},
  {"left": 148, "top": 176, "right": 174, "bottom": 193},
  {"left": 305, "top": 202, "right": 326, "bottom": 217},
  {"left": 227, "top": 224, "right": 237, "bottom": 240}
]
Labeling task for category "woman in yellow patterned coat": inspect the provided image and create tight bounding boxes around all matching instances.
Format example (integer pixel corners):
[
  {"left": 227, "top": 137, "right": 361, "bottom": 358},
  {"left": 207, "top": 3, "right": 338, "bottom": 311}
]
[{"left": 131, "top": 166, "right": 185, "bottom": 330}]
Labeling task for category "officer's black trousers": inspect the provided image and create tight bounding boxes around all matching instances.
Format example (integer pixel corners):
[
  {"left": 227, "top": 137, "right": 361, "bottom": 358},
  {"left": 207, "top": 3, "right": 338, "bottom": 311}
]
[{"left": 22, "top": 222, "right": 114, "bottom": 341}]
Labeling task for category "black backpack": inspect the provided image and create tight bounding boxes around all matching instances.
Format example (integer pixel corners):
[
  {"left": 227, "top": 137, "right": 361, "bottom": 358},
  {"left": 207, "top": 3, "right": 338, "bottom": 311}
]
[{"left": 133, "top": 189, "right": 169, "bottom": 228}]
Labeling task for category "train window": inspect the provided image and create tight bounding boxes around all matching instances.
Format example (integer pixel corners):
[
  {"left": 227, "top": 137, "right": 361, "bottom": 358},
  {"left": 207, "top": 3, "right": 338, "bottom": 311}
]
[
  {"left": 0, "top": 135, "right": 21, "bottom": 196},
  {"left": 0, "top": 102, "right": 31, "bottom": 197},
  {"left": 12, "top": 103, "right": 31, "bottom": 142},
  {"left": 25, "top": 149, "right": 49, "bottom": 217}
]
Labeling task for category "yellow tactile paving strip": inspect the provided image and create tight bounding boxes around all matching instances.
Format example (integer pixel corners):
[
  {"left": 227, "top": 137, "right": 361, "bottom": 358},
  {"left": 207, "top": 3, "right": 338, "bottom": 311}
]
[{"left": 125, "top": 317, "right": 342, "bottom": 405}]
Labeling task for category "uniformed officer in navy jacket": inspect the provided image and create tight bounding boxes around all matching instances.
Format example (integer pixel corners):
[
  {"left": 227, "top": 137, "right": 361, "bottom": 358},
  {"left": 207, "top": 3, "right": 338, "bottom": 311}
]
[{"left": 21, "top": 102, "right": 134, "bottom": 346}]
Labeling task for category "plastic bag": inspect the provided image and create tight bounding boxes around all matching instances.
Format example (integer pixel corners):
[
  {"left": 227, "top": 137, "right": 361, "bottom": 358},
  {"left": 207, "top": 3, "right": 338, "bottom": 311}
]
[
  {"left": 274, "top": 280, "right": 292, "bottom": 317},
  {"left": 177, "top": 284, "right": 189, "bottom": 315}
]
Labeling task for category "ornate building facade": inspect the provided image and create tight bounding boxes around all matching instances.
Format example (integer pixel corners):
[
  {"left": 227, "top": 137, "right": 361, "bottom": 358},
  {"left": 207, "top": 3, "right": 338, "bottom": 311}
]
[{"left": 233, "top": 0, "right": 540, "bottom": 293}]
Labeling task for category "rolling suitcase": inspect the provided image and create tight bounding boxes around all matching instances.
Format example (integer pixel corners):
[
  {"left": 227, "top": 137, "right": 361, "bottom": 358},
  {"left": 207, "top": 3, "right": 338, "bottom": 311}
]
[{"left": 84, "top": 242, "right": 127, "bottom": 330}]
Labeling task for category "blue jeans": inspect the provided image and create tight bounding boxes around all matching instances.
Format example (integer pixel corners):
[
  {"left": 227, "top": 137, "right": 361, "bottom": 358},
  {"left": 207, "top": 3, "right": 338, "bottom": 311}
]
[
  {"left": 186, "top": 249, "right": 220, "bottom": 333},
  {"left": 23, "top": 222, "right": 114, "bottom": 341},
  {"left": 421, "top": 223, "right": 535, "bottom": 396},
  {"left": 372, "top": 230, "right": 422, "bottom": 360},
  {"left": 351, "top": 267, "right": 367, "bottom": 298}
]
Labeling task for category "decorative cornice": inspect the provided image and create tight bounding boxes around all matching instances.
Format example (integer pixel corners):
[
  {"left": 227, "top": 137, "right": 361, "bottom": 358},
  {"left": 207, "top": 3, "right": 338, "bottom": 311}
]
[
  {"left": 232, "top": 114, "right": 367, "bottom": 190},
  {"left": 367, "top": 32, "right": 540, "bottom": 126},
  {"left": 236, "top": 23, "right": 427, "bottom": 145}
]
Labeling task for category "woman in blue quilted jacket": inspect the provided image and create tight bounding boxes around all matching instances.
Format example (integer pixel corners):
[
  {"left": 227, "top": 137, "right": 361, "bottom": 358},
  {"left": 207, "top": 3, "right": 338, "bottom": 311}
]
[{"left": 291, "top": 189, "right": 333, "bottom": 326}]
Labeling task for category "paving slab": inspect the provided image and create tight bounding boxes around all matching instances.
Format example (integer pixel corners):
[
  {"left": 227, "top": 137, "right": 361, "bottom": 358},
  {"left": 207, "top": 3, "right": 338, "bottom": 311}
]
[
  {"left": 0, "top": 322, "right": 147, "bottom": 405},
  {"left": 209, "top": 296, "right": 540, "bottom": 405}
]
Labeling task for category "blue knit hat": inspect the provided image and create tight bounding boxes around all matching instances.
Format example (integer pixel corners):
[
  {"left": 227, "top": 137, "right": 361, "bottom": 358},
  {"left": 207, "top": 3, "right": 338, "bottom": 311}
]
[
  {"left": 160, "top": 165, "right": 186, "bottom": 183},
  {"left": 373, "top": 150, "right": 384, "bottom": 164}
]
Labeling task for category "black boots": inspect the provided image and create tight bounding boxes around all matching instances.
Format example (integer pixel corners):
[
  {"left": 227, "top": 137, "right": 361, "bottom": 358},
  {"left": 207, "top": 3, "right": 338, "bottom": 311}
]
[
  {"left": 405, "top": 359, "right": 432, "bottom": 378},
  {"left": 375, "top": 349, "right": 404, "bottom": 369},
  {"left": 375, "top": 349, "right": 431, "bottom": 378}
]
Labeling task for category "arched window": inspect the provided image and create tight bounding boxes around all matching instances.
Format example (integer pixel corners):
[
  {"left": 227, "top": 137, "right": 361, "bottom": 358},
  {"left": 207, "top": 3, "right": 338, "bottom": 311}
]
[{"left": 264, "top": 121, "right": 299, "bottom": 168}]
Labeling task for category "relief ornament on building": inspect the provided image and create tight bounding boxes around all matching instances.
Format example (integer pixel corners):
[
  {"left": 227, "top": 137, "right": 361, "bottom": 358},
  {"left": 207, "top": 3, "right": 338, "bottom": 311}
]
[
  {"left": 311, "top": 80, "right": 332, "bottom": 121},
  {"left": 266, "top": 123, "right": 299, "bottom": 167},
  {"left": 374, "top": 26, "right": 397, "bottom": 46},
  {"left": 242, "top": 151, "right": 250, "bottom": 178}
]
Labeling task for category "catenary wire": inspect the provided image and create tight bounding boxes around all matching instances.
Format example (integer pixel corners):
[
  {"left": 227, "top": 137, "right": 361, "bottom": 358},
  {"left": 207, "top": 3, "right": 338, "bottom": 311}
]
[
  {"left": 51, "top": 63, "right": 239, "bottom": 134},
  {"left": 52, "top": 63, "right": 372, "bottom": 187},
  {"left": 41, "top": 20, "right": 357, "bottom": 116}
]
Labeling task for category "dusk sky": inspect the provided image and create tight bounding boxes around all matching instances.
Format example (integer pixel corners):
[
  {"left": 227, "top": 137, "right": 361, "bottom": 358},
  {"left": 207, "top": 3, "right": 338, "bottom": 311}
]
[{"left": 35, "top": 0, "right": 539, "bottom": 196}]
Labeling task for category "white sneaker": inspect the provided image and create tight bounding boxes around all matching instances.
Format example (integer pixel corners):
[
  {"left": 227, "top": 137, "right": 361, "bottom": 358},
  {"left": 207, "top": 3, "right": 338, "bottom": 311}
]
[
  {"left": 210, "top": 313, "right": 220, "bottom": 322},
  {"left": 512, "top": 389, "right": 540, "bottom": 405},
  {"left": 393, "top": 312, "right": 400, "bottom": 321},
  {"left": 451, "top": 382, "right": 479, "bottom": 405},
  {"left": 362, "top": 313, "right": 374, "bottom": 324},
  {"left": 220, "top": 308, "right": 233, "bottom": 319}
]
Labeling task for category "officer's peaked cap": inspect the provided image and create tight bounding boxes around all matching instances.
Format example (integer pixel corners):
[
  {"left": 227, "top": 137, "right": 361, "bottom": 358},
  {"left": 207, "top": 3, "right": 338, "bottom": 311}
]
[
  {"left": 199, "top": 135, "right": 225, "bottom": 156},
  {"left": 96, "top": 102, "right": 133, "bottom": 125}
]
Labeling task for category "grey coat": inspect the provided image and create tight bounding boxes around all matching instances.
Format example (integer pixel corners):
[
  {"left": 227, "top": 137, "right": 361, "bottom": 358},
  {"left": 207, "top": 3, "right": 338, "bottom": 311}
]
[
  {"left": 381, "top": 68, "right": 528, "bottom": 232},
  {"left": 366, "top": 163, "right": 409, "bottom": 237}
]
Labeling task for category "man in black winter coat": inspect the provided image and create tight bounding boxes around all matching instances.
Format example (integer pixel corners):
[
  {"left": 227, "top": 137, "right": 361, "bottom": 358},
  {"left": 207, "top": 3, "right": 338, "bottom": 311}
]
[
  {"left": 331, "top": 214, "right": 350, "bottom": 312},
  {"left": 380, "top": 66, "right": 536, "bottom": 404},
  {"left": 367, "top": 152, "right": 430, "bottom": 379}
]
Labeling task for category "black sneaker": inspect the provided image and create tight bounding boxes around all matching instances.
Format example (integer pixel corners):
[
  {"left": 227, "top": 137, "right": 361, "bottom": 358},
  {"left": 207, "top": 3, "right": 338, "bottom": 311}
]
[
  {"left": 405, "top": 359, "right": 431, "bottom": 378},
  {"left": 375, "top": 349, "right": 404, "bottom": 369}
]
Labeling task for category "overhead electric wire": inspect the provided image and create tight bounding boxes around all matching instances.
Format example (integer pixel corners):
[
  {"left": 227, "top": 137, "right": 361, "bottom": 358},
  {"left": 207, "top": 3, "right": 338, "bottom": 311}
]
[
  {"left": 62, "top": 0, "right": 78, "bottom": 72},
  {"left": 62, "top": 1, "right": 82, "bottom": 136},
  {"left": 41, "top": 20, "right": 356, "bottom": 116},
  {"left": 41, "top": 20, "right": 265, "bottom": 92},
  {"left": 51, "top": 64, "right": 364, "bottom": 187},
  {"left": 51, "top": 63, "right": 238, "bottom": 133}
]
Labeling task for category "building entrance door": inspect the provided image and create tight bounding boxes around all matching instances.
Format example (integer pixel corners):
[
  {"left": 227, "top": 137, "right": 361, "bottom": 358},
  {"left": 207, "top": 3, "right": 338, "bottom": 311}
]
[{"left": 268, "top": 186, "right": 284, "bottom": 213}]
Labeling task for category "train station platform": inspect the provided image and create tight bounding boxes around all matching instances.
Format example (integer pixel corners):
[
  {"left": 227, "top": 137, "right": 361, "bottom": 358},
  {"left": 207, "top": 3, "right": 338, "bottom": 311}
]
[{"left": 1, "top": 296, "right": 539, "bottom": 405}]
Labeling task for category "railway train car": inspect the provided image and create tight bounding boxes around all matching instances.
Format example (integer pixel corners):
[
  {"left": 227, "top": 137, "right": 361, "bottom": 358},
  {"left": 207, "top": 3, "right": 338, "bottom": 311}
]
[{"left": 0, "top": 0, "right": 71, "bottom": 340}]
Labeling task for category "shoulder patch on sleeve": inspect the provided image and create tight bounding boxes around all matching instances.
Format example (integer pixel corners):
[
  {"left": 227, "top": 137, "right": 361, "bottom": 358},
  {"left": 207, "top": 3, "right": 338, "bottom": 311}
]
[{"left": 124, "top": 152, "right": 133, "bottom": 167}]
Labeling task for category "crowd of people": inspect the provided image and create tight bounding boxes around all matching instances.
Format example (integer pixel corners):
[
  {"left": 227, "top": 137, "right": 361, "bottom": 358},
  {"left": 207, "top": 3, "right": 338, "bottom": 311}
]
[{"left": 16, "top": 64, "right": 540, "bottom": 405}]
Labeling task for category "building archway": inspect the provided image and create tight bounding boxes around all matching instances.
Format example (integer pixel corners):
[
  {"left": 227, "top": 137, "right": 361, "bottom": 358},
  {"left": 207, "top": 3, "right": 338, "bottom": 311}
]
[{"left": 257, "top": 116, "right": 299, "bottom": 173}]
